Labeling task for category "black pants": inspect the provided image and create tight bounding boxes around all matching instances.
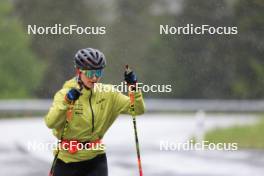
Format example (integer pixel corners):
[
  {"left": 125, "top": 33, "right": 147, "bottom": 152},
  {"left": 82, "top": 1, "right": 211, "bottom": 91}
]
[{"left": 53, "top": 154, "right": 108, "bottom": 176}]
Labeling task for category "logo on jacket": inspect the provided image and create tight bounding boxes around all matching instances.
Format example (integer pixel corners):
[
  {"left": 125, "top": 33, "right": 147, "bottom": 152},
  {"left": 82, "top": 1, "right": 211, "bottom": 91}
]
[{"left": 96, "top": 98, "right": 106, "bottom": 104}]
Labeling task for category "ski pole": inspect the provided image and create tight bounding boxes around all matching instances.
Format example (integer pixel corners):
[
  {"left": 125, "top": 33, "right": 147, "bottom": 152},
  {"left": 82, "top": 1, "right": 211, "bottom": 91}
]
[
  {"left": 125, "top": 65, "right": 143, "bottom": 176},
  {"left": 49, "top": 84, "right": 83, "bottom": 176}
]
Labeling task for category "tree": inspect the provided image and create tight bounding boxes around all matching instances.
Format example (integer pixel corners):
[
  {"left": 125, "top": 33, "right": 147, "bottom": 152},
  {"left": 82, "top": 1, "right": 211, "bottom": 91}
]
[
  {"left": 0, "top": 1, "right": 44, "bottom": 98},
  {"left": 147, "top": 0, "right": 236, "bottom": 98},
  {"left": 104, "top": 0, "right": 155, "bottom": 86},
  {"left": 231, "top": 0, "right": 264, "bottom": 98},
  {"left": 14, "top": 0, "right": 105, "bottom": 97}
]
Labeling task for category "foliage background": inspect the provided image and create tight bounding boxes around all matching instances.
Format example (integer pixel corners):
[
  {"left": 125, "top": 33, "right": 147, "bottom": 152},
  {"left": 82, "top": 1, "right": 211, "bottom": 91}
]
[{"left": 0, "top": 0, "right": 263, "bottom": 99}]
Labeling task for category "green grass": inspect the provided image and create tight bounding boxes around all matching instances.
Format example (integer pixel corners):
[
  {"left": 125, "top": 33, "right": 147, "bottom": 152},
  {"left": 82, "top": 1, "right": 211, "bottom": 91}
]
[{"left": 205, "top": 119, "right": 264, "bottom": 149}]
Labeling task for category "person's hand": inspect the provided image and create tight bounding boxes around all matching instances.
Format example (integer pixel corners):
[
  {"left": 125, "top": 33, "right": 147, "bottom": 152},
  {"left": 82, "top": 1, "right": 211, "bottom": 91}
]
[
  {"left": 65, "top": 88, "right": 82, "bottom": 104},
  {"left": 124, "top": 65, "right": 137, "bottom": 85}
]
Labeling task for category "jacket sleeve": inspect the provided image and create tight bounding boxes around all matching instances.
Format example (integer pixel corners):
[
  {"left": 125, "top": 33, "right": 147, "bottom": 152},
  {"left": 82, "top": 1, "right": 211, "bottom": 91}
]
[
  {"left": 44, "top": 89, "right": 69, "bottom": 129},
  {"left": 114, "top": 90, "right": 145, "bottom": 116}
]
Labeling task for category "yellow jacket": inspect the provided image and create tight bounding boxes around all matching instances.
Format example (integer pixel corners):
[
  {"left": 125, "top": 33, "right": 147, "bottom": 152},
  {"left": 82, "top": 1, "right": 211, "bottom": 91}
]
[{"left": 45, "top": 78, "right": 145, "bottom": 163}]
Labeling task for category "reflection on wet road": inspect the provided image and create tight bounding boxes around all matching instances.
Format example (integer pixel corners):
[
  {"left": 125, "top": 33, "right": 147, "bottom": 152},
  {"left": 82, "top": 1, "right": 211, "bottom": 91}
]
[{"left": 0, "top": 114, "right": 263, "bottom": 176}]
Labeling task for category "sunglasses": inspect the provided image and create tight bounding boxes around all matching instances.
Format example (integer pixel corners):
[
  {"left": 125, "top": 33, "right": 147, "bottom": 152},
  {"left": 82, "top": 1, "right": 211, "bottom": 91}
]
[{"left": 80, "top": 69, "right": 103, "bottom": 78}]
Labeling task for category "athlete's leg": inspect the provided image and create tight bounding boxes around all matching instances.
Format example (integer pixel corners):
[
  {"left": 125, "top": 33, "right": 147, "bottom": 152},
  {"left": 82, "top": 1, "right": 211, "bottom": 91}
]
[
  {"left": 53, "top": 159, "right": 79, "bottom": 176},
  {"left": 80, "top": 153, "right": 108, "bottom": 176}
]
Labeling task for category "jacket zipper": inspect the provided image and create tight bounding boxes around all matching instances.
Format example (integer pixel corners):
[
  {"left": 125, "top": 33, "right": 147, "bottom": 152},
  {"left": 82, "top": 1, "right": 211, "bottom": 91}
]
[{"left": 89, "top": 90, "right": 95, "bottom": 133}]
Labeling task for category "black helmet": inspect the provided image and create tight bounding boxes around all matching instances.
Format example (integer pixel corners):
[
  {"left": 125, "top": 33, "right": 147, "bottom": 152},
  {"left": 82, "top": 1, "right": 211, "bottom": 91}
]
[{"left": 74, "top": 48, "right": 106, "bottom": 70}]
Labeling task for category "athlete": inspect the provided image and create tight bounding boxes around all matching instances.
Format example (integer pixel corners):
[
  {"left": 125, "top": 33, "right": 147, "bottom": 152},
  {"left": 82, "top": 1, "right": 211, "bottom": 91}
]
[{"left": 45, "top": 48, "right": 145, "bottom": 176}]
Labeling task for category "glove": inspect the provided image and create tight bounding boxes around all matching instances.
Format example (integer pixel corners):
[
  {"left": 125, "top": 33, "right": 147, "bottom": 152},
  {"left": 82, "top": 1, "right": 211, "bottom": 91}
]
[
  {"left": 124, "top": 70, "right": 137, "bottom": 85},
  {"left": 65, "top": 88, "right": 82, "bottom": 104}
]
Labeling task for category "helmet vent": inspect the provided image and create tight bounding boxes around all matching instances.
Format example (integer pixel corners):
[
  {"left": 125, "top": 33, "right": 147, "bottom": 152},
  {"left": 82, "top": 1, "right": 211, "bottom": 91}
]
[{"left": 90, "top": 52, "right": 95, "bottom": 58}]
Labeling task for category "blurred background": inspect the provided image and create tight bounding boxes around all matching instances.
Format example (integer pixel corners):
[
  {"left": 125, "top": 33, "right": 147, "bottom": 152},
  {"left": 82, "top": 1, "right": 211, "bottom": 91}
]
[{"left": 0, "top": 0, "right": 263, "bottom": 175}]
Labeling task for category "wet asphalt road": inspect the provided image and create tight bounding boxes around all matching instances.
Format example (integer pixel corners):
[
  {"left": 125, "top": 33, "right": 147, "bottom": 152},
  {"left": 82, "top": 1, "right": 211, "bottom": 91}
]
[
  {"left": 0, "top": 145, "right": 49, "bottom": 176},
  {"left": 0, "top": 114, "right": 264, "bottom": 176}
]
